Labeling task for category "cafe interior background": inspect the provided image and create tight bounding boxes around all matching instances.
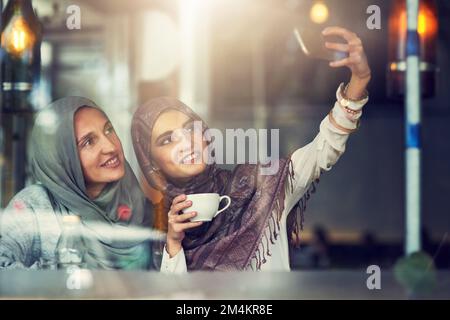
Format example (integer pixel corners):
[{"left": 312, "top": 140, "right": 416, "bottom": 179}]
[{"left": 0, "top": 0, "right": 449, "bottom": 271}]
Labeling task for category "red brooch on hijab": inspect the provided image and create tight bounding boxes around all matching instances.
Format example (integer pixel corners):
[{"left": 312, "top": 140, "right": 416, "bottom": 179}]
[
  {"left": 13, "top": 200, "right": 26, "bottom": 213},
  {"left": 117, "top": 204, "right": 132, "bottom": 221}
]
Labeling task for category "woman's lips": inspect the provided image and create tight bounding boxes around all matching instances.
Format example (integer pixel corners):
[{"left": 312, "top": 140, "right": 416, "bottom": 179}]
[
  {"left": 101, "top": 155, "right": 121, "bottom": 168},
  {"left": 180, "top": 151, "right": 201, "bottom": 164}
]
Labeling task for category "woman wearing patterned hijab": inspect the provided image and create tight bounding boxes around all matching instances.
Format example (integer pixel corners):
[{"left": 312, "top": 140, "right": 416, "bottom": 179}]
[
  {"left": 132, "top": 27, "right": 371, "bottom": 272},
  {"left": 0, "top": 97, "right": 154, "bottom": 269}
]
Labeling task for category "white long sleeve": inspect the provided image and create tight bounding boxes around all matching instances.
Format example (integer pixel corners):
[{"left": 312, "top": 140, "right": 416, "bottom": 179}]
[
  {"left": 160, "top": 245, "right": 188, "bottom": 273},
  {"left": 284, "top": 97, "right": 363, "bottom": 213}
]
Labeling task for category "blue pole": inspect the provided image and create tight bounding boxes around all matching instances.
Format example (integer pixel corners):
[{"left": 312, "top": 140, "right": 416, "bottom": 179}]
[{"left": 405, "top": 0, "right": 422, "bottom": 255}]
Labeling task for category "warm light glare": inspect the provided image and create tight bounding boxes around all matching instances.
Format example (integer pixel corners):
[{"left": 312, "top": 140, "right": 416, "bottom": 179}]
[
  {"left": 418, "top": 12, "right": 426, "bottom": 35},
  {"left": 310, "top": 1, "right": 329, "bottom": 24},
  {"left": 399, "top": 5, "right": 438, "bottom": 37},
  {"left": 418, "top": 7, "right": 438, "bottom": 36},
  {"left": 1, "top": 16, "right": 36, "bottom": 57},
  {"left": 13, "top": 30, "right": 26, "bottom": 52},
  {"left": 138, "top": 11, "right": 180, "bottom": 81},
  {"left": 390, "top": 62, "right": 398, "bottom": 71}
]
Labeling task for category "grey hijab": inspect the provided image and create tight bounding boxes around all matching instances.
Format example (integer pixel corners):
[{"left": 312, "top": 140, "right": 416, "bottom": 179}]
[{"left": 30, "top": 97, "right": 153, "bottom": 269}]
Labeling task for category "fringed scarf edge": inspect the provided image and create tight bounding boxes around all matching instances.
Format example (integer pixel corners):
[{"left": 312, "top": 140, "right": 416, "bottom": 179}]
[{"left": 245, "top": 158, "right": 319, "bottom": 271}]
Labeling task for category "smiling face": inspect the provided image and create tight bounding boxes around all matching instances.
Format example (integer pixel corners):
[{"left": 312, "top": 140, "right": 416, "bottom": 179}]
[
  {"left": 74, "top": 107, "right": 125, "bottom": 198},
  {"left": 149, "top": 109, "right": 208, "bottom": 183}
]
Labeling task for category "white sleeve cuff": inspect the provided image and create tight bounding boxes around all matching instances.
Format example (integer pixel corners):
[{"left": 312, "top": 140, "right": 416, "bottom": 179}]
[
  {"left": 336, "top": 82, "right": 369, "bottom": 111},
  {"left": 331, "top": 101, "right": 359, "bottom": 131},
  {"left": 160, "top": 244, "right": 188, "bottom": 274},
  {"left": 328, "top": 82, "right": 369, "bottom": 133}
]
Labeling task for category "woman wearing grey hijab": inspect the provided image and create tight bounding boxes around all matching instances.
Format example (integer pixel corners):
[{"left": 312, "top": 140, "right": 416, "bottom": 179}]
[{"left": 0, "top": 97, "right": 154, "bottom": 270}]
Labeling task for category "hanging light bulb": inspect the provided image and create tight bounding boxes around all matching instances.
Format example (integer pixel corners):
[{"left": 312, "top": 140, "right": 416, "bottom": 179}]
[
  {"left": 1, "top": 0, "right": 42, "bottom": 111},
  {"left": 2, "top": 15, "right": 36, "bottom": 57}
]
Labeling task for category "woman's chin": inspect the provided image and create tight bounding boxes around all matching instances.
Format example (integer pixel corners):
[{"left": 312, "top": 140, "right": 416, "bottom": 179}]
[
  {"left": 177, "top": 163, "right": 207, "bottom": 178},
  {"left": 102, "top": 166, "right": 126, "bottom": 183}
]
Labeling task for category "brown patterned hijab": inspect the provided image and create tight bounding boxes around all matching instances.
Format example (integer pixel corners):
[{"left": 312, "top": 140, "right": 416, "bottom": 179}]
[{"left": 131, "top": 97, "right": 316, "bottom": 270}]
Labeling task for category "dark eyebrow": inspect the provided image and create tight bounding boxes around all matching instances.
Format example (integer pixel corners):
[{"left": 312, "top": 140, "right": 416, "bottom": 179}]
[
  {"left": 77, "top": 132, "right": 94, "bottom": 146},
  {"left": 155, "top": 118, "right": 195, "bottom": 145},
  {"left": 76, "top": 120, "right": 110, "bottom": 145},
  {"left": 156, "top": 118, "right": 195, "bottom": 144},
  {"left": 155, "top": 130, "right": 173, "bottom": 145},
  {"left": 103, "top": 120, "right": 112, "bottom": 130}
]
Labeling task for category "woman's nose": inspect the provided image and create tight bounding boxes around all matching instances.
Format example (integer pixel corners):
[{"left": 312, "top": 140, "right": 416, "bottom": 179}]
[
  {"left": 101, "top": 136, "right": 117, "bottom": 154},
  {"left": 172, "top": 128, "right": 191, "bottom": 143}
]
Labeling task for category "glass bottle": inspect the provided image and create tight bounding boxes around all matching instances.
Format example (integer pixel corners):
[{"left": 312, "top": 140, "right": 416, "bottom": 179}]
[{"left": 55, "top": 215, "right": 86, "bottom": 270}]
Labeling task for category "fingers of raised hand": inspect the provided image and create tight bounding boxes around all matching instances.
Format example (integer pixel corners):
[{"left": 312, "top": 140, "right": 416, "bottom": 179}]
[
  {"left": 322, "top": 26, "right": 357, "bottom": 42},
  {"left": 325, "top": 42, "right": 350, "bottom": 52},
  {"left": 329, "top": 51, "right": 364, "bottom": 68}
]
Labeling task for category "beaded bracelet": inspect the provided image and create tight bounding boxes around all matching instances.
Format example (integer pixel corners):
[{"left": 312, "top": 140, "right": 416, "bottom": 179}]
[
  {"left": 328, "top": 110, "right": 360, "bottom": 134},
  {"left": 337, "top": 83, "right": 368, "bottom": 115}
]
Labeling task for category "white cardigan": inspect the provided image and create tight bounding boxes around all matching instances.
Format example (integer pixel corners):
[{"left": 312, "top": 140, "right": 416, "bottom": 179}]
[{"left": 161, "top": 84, "right": 368, "bottom": 273}]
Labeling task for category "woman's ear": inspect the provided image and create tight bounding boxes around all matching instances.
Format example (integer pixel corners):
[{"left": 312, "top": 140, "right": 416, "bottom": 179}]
[
  {"left": 150, "top": 161, "right": 160, "bottom": 173},
  {"left": 142, "top": 162, "right": 167, "bottom": 191}
]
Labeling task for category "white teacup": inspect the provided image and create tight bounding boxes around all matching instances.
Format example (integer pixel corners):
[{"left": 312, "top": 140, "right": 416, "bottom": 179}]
[{"left": 183, "top": 193, "right": 232, "bottom": 222}]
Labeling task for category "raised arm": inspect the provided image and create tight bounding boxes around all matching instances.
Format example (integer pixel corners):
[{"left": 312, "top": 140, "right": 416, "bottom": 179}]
[{"left": 285, "top": 26, "right": 371, "bottom": 213}]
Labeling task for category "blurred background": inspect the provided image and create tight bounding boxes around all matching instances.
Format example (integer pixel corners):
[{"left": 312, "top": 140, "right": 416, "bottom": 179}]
[{"left": 1, "top": 0, "right": 449, "bottom": 270}]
